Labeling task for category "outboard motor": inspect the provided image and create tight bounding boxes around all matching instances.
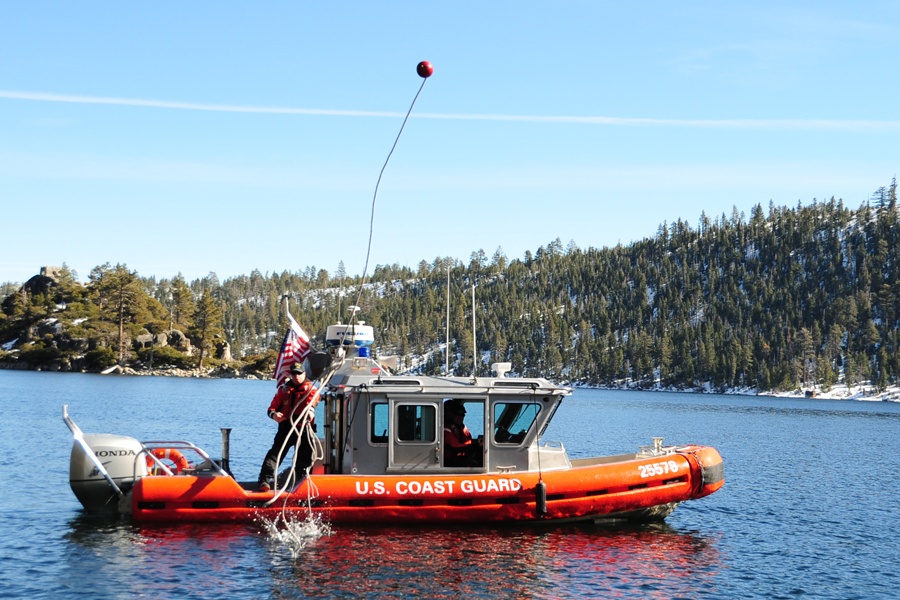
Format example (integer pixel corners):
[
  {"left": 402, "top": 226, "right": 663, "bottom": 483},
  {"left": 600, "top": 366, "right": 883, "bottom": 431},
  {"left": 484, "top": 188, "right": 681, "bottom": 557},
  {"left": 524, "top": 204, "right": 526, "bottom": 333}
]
[
  {"left": 69, "top": 434, "right": 147, "bottom": 513},
  {"left": 64, "top": 406, "right": 148, "bottom": 514}
]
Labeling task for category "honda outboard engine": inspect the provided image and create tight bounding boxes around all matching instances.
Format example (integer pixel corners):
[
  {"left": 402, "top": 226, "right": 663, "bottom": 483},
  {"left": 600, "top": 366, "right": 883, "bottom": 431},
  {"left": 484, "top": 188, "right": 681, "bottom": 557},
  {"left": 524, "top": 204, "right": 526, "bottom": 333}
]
[{"left": 69, "top": 433, "right": 148, "bottom": 513}]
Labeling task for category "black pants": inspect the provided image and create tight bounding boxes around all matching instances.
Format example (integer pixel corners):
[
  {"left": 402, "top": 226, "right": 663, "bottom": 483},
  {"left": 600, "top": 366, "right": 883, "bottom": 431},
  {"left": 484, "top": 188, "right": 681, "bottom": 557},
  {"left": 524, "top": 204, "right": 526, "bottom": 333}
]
[{"left": 257, "top": 419, "right": 314, "bottom": 485}]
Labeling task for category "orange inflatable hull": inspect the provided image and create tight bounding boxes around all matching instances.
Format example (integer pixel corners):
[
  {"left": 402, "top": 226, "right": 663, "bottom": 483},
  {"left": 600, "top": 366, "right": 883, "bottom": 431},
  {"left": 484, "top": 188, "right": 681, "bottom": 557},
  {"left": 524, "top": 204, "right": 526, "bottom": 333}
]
[{"left": 131, "top": 445, "right": 723, "bottom": 524}]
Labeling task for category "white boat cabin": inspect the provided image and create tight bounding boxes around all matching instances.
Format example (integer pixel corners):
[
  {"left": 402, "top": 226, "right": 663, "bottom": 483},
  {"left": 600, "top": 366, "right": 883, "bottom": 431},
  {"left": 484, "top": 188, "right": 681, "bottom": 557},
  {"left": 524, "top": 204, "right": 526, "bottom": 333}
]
[{"left": 317, "top": 322, "right": 572, "bottom": 476}]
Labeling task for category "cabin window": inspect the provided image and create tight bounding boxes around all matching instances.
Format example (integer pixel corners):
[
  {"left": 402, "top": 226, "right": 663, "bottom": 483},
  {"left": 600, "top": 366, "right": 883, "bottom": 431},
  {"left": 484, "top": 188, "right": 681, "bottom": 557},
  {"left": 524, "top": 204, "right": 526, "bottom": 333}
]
[
  {"left": 370, "top": 402, "right": 389, "bottom": 444},
  {"left": 441, "top": 399, "right": 484, "bottom": 438},
  {"left": 493, "top": 402, "right": 540, "bottom": 445},
  {"left": 396, "top": 404, "right": 436, "bottom": 443}
]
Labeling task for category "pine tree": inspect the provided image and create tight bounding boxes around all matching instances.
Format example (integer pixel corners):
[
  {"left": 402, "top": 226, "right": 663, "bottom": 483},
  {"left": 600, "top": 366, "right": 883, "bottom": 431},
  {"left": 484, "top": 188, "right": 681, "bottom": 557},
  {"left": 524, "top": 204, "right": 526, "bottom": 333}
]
[
  {"left": 90, "top": 263, "right": 145, "bottom": 366},
  {"left": 191, "top": 290, "right": 224, "bottom": 368},
  {"left": 171, "top": 275, "right": 196, "bottom": 329}
]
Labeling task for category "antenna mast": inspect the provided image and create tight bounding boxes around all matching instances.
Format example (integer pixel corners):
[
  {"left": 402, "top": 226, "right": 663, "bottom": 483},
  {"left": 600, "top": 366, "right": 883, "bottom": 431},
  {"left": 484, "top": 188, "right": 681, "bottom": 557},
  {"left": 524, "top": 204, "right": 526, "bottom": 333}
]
[
  {"left": 471, "top": 283, "right": 476, "bottom": 378},
  {"left": 445, "top": 265, "right": 450, "bottom": 375}
]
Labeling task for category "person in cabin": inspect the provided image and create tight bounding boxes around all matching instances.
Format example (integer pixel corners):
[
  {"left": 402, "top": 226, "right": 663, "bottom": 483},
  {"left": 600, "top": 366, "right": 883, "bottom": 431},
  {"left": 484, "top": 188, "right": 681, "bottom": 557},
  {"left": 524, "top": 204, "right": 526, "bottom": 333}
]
[
  {"left": 257, "top": 362, "right": 320, "bottom": 492},
  {"left": 443, "top": 400, "right": 483, "bottom": 467}
]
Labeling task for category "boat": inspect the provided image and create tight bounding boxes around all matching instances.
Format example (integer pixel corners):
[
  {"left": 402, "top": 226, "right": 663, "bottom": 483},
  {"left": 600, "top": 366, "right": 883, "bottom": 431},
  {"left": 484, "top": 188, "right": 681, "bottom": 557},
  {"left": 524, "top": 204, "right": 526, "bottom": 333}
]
[
  {"left": 64, "top": 62, "right": 723, "bottom": 525},
  {"left": 65, "top": 318, "right": 724, "bottom": 525}
]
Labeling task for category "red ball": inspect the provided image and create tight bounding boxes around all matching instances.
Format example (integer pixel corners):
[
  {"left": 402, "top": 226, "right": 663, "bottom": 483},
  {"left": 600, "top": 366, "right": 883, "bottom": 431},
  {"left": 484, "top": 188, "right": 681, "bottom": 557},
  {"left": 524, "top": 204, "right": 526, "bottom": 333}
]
[{"left": 416, "top": 61, "right": 434, "bottom": 78}]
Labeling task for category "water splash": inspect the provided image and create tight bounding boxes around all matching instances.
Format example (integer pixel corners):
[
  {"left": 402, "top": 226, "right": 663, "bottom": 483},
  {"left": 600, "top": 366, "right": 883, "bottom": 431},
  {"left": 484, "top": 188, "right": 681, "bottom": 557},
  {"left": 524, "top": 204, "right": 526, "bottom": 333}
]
[{"left": 258, "top": 512, "right": 331, "bottom": 559}]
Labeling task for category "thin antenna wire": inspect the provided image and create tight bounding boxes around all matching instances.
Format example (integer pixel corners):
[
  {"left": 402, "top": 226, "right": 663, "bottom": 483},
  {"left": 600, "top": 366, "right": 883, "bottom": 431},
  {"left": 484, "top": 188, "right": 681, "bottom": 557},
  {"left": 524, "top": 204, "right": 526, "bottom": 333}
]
[{"left": 350, "top": 77, "right": 428, "bottom": 320}]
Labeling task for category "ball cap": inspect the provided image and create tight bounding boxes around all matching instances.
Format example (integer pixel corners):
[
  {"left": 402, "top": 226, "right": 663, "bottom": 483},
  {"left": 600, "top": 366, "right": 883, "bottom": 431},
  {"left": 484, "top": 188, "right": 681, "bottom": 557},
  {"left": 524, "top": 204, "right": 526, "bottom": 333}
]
[
  {"left": 290, "top": 363, "right": 305, "bottom": 374},
  {"left": 445, "top": 399, "right": 465, "bottom": 415}
]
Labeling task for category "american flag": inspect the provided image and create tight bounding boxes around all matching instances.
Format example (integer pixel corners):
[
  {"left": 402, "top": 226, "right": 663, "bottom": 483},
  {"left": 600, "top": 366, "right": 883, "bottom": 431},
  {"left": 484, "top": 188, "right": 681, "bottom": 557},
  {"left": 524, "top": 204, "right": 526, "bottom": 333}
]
[{"left": 273, "top": 311, "right": 312, "bottom": 386}]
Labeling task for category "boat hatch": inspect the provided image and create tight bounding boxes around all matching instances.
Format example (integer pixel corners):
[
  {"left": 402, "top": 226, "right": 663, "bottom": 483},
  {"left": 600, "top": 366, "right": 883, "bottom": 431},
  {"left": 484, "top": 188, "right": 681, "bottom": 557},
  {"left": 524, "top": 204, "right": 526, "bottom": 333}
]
[
  {"left": 493, "top": 381, "right": 540, "bottom": 389},
  {"left": 372, "top": 379, "right": 423, "bottom": 386}
]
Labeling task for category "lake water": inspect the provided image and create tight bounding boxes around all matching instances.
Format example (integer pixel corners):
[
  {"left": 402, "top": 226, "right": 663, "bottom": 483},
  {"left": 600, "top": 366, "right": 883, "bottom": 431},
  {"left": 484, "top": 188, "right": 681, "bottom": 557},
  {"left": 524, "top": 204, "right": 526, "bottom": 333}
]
[{"left": 1, "top": 370, "right": 898, "bottom": 598}]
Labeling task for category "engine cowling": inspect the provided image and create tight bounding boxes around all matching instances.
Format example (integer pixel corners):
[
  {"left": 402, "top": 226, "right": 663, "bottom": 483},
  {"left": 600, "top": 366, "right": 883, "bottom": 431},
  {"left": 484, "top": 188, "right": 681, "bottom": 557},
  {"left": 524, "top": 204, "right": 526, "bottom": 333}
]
[{"left": 69, "top": 434, "right": 148, "bottom": 513}]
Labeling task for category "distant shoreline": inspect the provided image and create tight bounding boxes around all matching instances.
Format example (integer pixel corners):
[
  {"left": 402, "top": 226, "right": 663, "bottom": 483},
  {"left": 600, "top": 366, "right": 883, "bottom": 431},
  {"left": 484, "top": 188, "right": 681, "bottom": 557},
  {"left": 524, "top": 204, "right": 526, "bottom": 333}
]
[
  {"left": 583, "top": 381, "right": 900, "bottom": 402},
  {"left": 0, "top": 362, "right": 264, "bottom": 380},
  {"left": 4, "top": 361, "right": 897, "bottom": 402}
]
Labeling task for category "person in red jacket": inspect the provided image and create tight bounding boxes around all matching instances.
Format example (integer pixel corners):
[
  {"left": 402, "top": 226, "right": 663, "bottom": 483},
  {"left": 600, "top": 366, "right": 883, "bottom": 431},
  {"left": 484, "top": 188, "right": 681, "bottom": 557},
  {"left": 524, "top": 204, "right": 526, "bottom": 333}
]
[
  {"left": 443, "top": 400, "right": 483, "bottom": 467},
  {"left": 257, "top": 362, "right": 320, "bottom": 491}
]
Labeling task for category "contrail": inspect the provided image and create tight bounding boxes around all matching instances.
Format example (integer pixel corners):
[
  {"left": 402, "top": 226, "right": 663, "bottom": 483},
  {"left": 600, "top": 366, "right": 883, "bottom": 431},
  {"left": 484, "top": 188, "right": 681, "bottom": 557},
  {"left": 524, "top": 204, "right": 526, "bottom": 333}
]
[
  {"left": 0, "top": 90, "right": 395, "bottom": 117},
  {"left": 2, "top": 90, "right": 898, "bottom": 132}
]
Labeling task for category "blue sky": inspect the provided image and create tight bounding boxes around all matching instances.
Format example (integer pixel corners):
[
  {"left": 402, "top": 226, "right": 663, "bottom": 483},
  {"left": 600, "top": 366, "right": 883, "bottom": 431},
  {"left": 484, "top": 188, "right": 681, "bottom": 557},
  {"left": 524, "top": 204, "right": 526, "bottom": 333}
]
[{"left": 2, "top": 2, "right": 898, "bottom": 285}]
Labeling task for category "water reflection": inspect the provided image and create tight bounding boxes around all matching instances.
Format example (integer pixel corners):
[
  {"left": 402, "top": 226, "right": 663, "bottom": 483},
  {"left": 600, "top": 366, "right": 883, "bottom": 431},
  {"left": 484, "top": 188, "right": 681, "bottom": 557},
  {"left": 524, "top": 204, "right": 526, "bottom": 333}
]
[
  {"left": 274, "top": 522, "right": 721, "bottom": 598},
  {"left": 61, "top": 515, "right": 151, "bottom": 599},
  {"left": 63, "top": 510, "right": 722, "bottom": 598},
  {"left": 64, "top": 515, "right": 267, "bottom": 599}
]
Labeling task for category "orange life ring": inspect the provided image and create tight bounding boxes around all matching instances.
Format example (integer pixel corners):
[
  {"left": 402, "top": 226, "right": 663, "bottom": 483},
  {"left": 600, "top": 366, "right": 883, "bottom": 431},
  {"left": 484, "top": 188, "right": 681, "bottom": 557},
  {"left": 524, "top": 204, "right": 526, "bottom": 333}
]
[{"left": 146, "top": 448, "right": 190, "bottom": 474}]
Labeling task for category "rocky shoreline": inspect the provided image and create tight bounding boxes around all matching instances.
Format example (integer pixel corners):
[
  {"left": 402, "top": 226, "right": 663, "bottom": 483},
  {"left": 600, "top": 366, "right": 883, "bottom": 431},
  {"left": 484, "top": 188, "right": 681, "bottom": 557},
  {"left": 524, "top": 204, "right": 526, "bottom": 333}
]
[
  {"left": 100, "top": 364, "right": 264, "bottom": 379},
  {"left": 0, "top": 361, "right": 266, "bottom": 380}
]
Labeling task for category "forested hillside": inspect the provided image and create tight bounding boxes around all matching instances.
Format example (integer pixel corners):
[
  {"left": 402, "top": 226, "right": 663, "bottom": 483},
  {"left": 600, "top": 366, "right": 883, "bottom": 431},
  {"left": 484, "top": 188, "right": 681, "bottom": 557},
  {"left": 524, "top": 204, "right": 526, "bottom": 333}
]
[{"left": 2, "top": 183, "right": 899, "bottom": 393}]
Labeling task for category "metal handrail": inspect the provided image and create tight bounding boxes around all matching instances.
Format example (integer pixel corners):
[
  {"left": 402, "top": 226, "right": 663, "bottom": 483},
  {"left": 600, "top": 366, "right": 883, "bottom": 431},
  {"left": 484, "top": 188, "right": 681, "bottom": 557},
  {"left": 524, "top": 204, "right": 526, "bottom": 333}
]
[{"left": 141, "top": 440, "right": 230, "bottom": 477}]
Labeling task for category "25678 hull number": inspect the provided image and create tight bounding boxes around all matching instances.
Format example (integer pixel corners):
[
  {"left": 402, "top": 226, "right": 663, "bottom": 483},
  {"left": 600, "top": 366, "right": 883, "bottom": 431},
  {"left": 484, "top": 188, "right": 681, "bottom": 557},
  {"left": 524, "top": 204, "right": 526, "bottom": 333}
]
[{"left": 638, "top": 460, "right": 680, "bottom": 478}]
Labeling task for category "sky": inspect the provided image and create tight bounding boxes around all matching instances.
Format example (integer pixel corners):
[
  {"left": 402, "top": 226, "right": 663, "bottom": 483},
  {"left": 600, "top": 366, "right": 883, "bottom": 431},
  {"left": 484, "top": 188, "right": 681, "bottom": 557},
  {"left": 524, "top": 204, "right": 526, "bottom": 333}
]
[{"left": 2, "top": 2, "right": 899, "bottom": 285}]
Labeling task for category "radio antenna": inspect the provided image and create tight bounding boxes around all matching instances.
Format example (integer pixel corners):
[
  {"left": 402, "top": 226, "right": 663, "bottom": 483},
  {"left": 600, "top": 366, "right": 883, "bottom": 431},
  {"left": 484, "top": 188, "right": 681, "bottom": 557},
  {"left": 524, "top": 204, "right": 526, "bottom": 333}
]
[
  {"left": 471, "top": 283, "right": 477, "bottom": 379},
  {"left": 350, "top": 61, "right": 433, "bottom": 322},
  {"left": 445, "top": 264, "right": 450, "bottom": 375}
]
